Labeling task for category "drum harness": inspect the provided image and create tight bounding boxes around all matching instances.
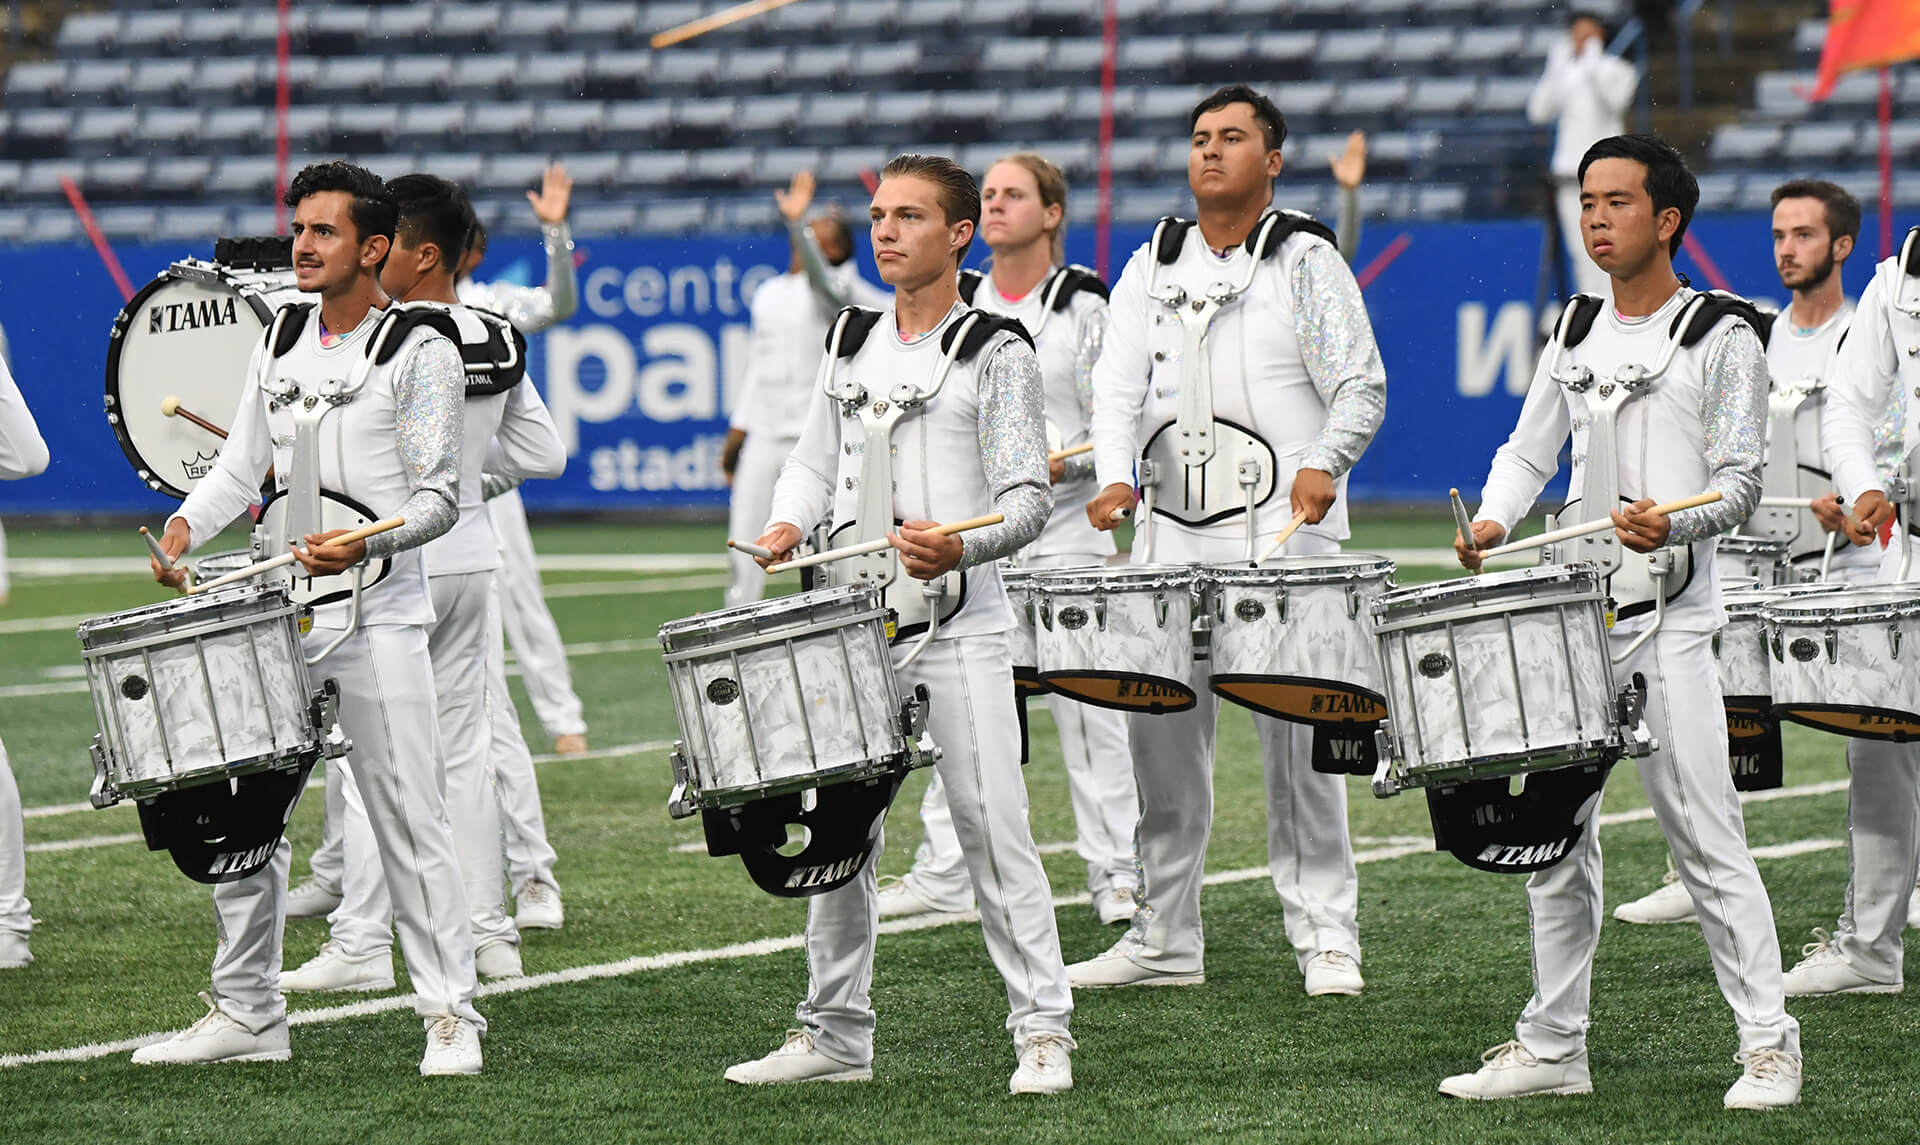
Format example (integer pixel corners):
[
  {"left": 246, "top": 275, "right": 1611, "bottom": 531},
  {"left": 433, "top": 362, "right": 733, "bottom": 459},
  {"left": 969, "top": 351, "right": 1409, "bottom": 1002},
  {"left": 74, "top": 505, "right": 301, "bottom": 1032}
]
[{"left": 818, "top": 306, "right": 983, "bottom": 668}]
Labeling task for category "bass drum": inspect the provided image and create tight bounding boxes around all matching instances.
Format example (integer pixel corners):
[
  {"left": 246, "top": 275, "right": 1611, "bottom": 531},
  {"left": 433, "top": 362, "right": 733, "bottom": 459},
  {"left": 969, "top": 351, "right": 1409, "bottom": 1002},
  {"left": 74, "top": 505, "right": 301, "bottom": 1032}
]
[{"left": 104, "top": 258, "right": 299, "bottom": 498}]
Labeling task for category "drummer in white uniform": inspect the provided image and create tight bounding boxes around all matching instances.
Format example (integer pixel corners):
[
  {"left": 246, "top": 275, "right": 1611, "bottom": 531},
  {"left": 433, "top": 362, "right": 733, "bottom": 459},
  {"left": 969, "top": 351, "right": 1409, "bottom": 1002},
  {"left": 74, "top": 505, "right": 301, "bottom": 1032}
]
[
  {"left": 1795, "top": 216, "right": 1920, "bottom": 997},
  {"left": 1615, "top": 178, "right": 1865, "bottom": 926},
  {"left": 1077, "top": 85, "right": 1387, "bottom": 996},
  {"left": 880, "top": 152, "right": 1140, "bottom": 927},
  {"left": 0, "top": 337, "right": 48, "bottom": 971}
]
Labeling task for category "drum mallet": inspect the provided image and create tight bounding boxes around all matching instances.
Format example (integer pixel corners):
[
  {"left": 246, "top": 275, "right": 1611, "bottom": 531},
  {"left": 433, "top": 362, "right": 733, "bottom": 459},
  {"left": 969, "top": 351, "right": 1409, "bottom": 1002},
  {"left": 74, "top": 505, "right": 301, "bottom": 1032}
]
[
  {"left": 1047, "top": 442, "right": 1093, "bottom": 463},
  {"left": 1475, "top": 491, "right": 1723, "bottom": 561},
  {"left": 727, "top": 538, "right": 775, "bottom": 559},
  {"left": 160, "top": 396, "right": 228, "bottom": 440},
  {"left": 1449, "top": 487, "right": 1481, "bottom": 575},
  {"left": 189, "top": 517, "right": 405, "bottom": 594},
  {"left": 1257, "top": 509, "right": 1312, "bottom": 563},
  {"left": 767, "top": 514, "right": 1004, "bottom": 574}
]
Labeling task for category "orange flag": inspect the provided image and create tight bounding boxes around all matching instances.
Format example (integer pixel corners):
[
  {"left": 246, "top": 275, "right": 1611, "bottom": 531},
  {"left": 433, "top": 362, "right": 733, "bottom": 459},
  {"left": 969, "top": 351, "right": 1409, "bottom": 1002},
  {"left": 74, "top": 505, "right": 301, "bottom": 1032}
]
[{"left": 1810, "top": 0, "right": 1920, "bottom": 100}]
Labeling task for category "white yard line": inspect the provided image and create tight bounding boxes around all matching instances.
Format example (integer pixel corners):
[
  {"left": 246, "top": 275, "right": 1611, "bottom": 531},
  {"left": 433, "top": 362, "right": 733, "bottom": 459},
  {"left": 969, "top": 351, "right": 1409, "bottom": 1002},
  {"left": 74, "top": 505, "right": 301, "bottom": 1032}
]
[{"left": 25, "top": 833, "right": 143, "bottom": 854}]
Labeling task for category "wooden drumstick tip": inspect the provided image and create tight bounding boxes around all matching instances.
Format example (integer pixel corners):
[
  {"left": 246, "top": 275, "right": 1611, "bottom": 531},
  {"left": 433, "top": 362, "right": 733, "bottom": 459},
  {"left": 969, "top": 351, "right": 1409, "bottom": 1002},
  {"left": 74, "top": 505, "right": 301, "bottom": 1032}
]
[{"left": 160, "top": 395, "right": 181, "bottom": 416}]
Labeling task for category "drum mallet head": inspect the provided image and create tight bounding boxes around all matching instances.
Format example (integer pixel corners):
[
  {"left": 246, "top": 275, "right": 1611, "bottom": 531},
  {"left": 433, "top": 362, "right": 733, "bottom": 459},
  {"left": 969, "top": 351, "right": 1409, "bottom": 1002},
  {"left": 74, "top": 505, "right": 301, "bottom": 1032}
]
[{"left": 160, "top": 395, "right": 181, "bottom": 416}]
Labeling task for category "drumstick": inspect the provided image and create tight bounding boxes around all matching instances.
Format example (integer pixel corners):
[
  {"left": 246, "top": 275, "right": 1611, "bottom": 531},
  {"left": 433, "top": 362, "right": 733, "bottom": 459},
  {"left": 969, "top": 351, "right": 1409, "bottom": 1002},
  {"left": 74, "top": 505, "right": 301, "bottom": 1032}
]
[
  {"left": 1450, "top": 487, "right": 1480, "bottom": 576},
  {"left": 1757, "top": 496, "right": 1813, "bottom": 509},
  {"left": 139, "top": 526, "right": 174, "bottom": 571},
  {"left": 651, "top": 0, "right": 804, "bottom": 48},
  {"left": 1047, "top": 443, "right": 1094, "bottom": 462},
  {"left": 767, "top": 514, "right": 1004, "bottom": 573},
  {"left": 160, "top": 396, "right": 228, "bottom": 440},
  {"left": 189, "top": 517, "right": 404, "bottom": 595},
  {"left": 728, "top": 538, "right": 774, "bottom": 559},
  {"left": 1257, "top": 509, "right": 1311, "bottom": 563},
  {"left": 1477, "top": 491, "right": 1723, "bottom": 560}
]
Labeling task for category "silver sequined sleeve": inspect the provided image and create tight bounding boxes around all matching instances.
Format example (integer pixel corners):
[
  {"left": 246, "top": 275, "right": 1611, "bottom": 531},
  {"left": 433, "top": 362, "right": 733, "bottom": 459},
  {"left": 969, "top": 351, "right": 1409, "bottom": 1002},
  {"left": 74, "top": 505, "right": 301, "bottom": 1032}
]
[
  {"left": 466, "top": 222, "right": 577, "bottom": 334},
  {"left": 1064, "top": 303, "right": 1106, "bottom": 483},
  {"left": 1292, "top": 241, "right": 1387, "bottom": 478},
  {"left": 962, "top": 337, "right": 1053, "bottom": 567},
  {"left": 1667, "top": 322, "right": 1767, "bottom": 545},
  {"left": 365, "top": 337, "right": 463, "bottom": 560}
]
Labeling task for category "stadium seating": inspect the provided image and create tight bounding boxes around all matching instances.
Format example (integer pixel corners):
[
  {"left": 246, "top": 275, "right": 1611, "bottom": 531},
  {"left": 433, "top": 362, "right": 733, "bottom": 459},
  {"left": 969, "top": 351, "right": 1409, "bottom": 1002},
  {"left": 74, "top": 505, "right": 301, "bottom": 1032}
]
[{"left": 0, "top": 0, "right": 1657, "bottom": 241}]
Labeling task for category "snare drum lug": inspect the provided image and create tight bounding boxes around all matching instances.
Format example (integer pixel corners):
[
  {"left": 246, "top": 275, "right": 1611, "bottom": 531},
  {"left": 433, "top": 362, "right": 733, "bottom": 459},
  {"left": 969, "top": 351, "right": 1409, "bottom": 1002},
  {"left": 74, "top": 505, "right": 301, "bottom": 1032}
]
[
  {"left": 1825, "top": 627, "right": 1838, "bottom": 664},
  {"left": 1768, "top": 626, "right": 1783, "bottom": 662},
  {"left": 1345, "top": 584, "right": 1360, "bottom": 618},
  {"left": 1276, "top": 589, "right": 1288, "bottom": 624},
  {"left": 1190, "top": 613, "right": 1211, "bottom": 663},
  {"left": 1892, "top": 624, "right": 1904, "bottom": 659},
  {"left": 1150, "top": 593, "right": 1165, "bottom": 628},
  {"left": 1098, "top": 594, "right": 1110, "bottom": 629},
  {"left": 87, "top": 738, "right": 120, "bottom": 809}
]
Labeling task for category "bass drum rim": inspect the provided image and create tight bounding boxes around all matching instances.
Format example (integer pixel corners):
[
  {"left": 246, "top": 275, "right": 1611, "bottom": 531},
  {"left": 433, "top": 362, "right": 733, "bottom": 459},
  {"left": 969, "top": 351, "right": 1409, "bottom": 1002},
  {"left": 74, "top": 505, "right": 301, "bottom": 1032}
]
[{"left": 104, "top": 269, "right": 277, "bottom": 500}]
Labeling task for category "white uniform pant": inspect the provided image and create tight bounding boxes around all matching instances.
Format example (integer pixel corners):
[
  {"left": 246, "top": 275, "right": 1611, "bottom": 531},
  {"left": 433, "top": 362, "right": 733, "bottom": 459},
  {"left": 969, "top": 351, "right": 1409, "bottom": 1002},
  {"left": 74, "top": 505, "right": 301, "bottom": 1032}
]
[
  {"left": 795, "top": 633, "right": 1072, "bottom": 1065},
  {"left": 1833, "top": 737, "right": 1920, "bottom": 981},
  {"left": 725, "top": 434, "right": 795, "bottom": 608},
  {"left": 904, "top": 552, "right": 1138, "bottom": 907},
  {"left": 1554, "top": 178, "right": 1611, "bottom": 300},
  {"left": 490, "top": 487, "right": 586, "bottom": 740},
  {"left": 211, "top": 623, "right": 481, "bottom": 1034},
  {"left": 0, "top": 739, "right": 28, "bottom": 938},
  {"left": 330, "top": 574, "right": 517, "bottom": 958},
  {"left": 1516, "top": 626, "right": 1797, "bottom": 1061}
]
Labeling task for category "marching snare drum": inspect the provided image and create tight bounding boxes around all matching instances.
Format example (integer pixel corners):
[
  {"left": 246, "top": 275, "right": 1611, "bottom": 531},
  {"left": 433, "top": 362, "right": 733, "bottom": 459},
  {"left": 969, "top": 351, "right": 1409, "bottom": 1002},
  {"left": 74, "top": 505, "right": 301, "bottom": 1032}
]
[
  {"left": 105, "top": 257, "right": 299, "bottom": 498},
  {"left": 1002, "top": 568, "right": 1048, "bottom": 698},
  {"left": 1715, "top": 584, "right": 1844, "bottom": 715},
  {"left": 79, "top": 582, "right": 343, "bottom": 806},
  {"left": 1198, "top": 555, "right": 1393, "bottom": 724},
  {"left": 1767, "top": 586, "right": 1920, "bottom": 740},
  {"left": 192, "top": 548, "right": 259, "bottom": 583},
  {"left": 659, "top": 583, "right": 936, "bottom": 817},
  {"left": 1716, "top": 536, "right": 1791, "bottom": 587},
  {"left": 1372, "top": 563, "right": 1650, "bottom": 791},
  {"left": 1033, "top": 565, "right": 1196, "bottom": 713}
]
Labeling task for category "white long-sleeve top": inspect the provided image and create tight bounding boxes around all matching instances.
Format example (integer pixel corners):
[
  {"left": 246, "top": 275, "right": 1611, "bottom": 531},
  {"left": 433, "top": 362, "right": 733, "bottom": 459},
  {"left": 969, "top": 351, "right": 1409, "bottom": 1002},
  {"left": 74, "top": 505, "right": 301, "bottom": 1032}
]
[
  {"left": 0, "top": 353, "right": 48, "bottom": 481},
  {"left": 1089, "top": 227, "right": 1387, "bottom": 553},
  {"left": 455, "top": 222, "right": 578, "bottom": 334},
  {"left": 1823, "top": 256, "right": 1919, "bottom": 512},
  {"left": 1762, "top": 300, "right": 1868, "bottom": 568},
  {"left": 1476, "top": 288, "right": 1769, "bottom": 632},
  {"left": 1527, "top": 38, "right": 1640, "bottom": 178}
]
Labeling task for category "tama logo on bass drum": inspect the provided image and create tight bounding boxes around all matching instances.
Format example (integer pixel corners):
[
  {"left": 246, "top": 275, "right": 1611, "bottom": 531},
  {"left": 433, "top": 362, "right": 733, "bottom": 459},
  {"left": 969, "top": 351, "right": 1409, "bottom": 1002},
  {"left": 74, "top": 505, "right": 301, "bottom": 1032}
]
[{"left": 148, "top": 297, "right": 240, "bottom": 335}]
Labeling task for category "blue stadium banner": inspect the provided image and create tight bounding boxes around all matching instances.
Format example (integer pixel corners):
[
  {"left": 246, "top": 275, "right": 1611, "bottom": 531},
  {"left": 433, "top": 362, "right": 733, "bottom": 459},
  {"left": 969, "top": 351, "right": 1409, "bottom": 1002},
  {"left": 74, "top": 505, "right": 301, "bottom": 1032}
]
[{"left": 0, "top": 212, "right": 1907, "bottom": 516}]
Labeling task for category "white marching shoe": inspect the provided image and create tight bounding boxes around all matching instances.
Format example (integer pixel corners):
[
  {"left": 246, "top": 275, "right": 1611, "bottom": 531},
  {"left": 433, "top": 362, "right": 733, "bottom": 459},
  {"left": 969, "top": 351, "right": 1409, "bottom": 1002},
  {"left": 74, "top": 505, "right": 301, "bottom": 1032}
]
[
  {"left": 1782, "top": 928, "right": 1901, "bottom": 996},
  {"left": 1438, "top": 1041, "right": 1592, "bottom": 1100},
  {"left": 1302, "top": 950, "right": 1364, "bottom": 997},
  {"left": 514, "top": 880, "right": 564, "bottom": 931},
  {"left": 1723, "top": 1049, "right": 1802, "bottom": 1110},
  {"left": 724, "top": 1029, "right": 872, "bottom": 1085},
  {"left": 284, "top": 878, "right": 342, "bottom": 921},
  {"left": 474, "top": 940, "right": 524, "bottom": 980},
  {"left": 1010, "top": 1034, "right": 1074, "bottom": 1095},
  {"left": 876, "top": 875, "right": 971, "bottom": 919},
  {"left": 420, "top": 1015, "right": 483, "bottom": 1077},
  {"left": 132, "top": 993, "right": 290, "bottom": 1065},
  {"left": 1066, "top": 938, "right": 1204, "bottom": 989},
  {"left": 279, "top": 940, "right": 396, "bottom": 993},
  {"left": 1094, "top": 887, "right": 1136, "bottom": 926},
  {"left": 0, "top": 930, "right": 31, "bottom": 969},
  {"left": 1612, "top": 867, "right": 1697, "bottom": 925}
]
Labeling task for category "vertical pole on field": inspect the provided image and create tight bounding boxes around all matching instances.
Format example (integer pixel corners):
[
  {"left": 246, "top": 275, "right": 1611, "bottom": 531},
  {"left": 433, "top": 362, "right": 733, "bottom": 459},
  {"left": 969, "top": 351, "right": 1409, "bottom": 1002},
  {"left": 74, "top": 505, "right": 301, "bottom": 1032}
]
[
  {"left": 1880, "top": 66, "right": 1894, "bottom": 260},
  {"left": 1095, "top": 0, "right": 1117, "bottom": 279},
  {"left": 274, "top": 0, "right": 292, "bottom": 234}
]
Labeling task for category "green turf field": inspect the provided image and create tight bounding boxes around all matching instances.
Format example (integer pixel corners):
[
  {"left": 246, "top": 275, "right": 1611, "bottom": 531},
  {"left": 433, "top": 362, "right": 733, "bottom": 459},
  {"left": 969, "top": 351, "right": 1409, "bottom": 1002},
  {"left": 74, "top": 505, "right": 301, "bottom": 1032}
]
[{"left": 0, "top": 517, "right": 1909, "bottom": 1144}]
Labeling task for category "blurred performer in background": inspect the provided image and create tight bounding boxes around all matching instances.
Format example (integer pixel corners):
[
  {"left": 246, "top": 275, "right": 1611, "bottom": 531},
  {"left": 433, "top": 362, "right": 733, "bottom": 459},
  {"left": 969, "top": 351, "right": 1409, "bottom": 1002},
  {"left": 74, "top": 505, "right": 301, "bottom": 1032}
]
[
  {"left": 1615, "top": 179, "right": 1864, "bottom": 927},
  {"left": 1329, "top": 131, "right": 1366, "bottom": 265},
  {"left": 1077, "top": 85, "right": 1386, "bottom": 997},
  {"left": 722, "top": 171, "right": 886, "bottom": 607},
  {"left": 1527, "top": 9, "right": 1639, "bottom": 299},
  {"left": 0, "top": 322, "right": 15, "bottom": 608},
  {"left": 881, "top": 152, "right": 1139, "bottom": 927},
  {"left": 0, "top": 330, "right": 48, "bottom": 970}
]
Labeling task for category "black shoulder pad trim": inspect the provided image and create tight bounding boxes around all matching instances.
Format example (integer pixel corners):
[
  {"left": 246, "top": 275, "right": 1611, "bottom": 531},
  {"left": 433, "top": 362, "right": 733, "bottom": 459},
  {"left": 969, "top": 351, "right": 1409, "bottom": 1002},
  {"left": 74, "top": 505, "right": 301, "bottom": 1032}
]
[
  {"left": 940, "top": 311, "right": 1035, "bottom": 361},
  {"left": 1902, "top": 226, "right": 1920, "bottom": 276},
  {"left": 957, "top": 268, "right": 985, "bottom": 306},
  {"left": 371, "top": 307, "right": 463, "bottom": 366},
  {"left": 828, "top": 306, "right": 884, "bottom": 358},
  {"left": 1245, "top": 210, "right": 1339, "bottom": 260},
  {"left": 1044, "top": 264, "right": 1110, "bottom": 311},
  {"left": 1556, "top": 294, "right": 1605, "bottom": 350},
  {"left": 1152, "top": 217, "right": 1194, "bottom": 265},
  {"left": 1669, "top": 290, "right": 1769, "bottom": 349},
  {"left": 269, "top": 303, "right": 314, "bottom": 358},
  {"left": 1747, "top": 307, "right": 1776, "bottom": 350},
  {"left": 455, "top": 308, "right": 529, "bottom": 395}
]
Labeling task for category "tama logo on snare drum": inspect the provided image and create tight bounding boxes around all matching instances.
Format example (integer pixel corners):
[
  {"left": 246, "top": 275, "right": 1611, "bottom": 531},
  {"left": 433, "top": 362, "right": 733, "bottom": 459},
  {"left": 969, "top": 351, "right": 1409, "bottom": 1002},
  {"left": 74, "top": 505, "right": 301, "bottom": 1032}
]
[
  {"left": 148, "top": 296, "right": 240, "bottom": 335},
  {"left": 783, "top": 853, "right": 868, "bottom": 890},
  {"left": 206, "top": 840, "right": 277, "bottom": 877},
  {"left": 1115, "top": 680, "right": 1185, "bottom": 699},
  {"left": 1309, "top": 693, "right": 1383, "bottom": 716},
  {"left": 1474, "top": 839, "right": 1570, "bottom": 868}
]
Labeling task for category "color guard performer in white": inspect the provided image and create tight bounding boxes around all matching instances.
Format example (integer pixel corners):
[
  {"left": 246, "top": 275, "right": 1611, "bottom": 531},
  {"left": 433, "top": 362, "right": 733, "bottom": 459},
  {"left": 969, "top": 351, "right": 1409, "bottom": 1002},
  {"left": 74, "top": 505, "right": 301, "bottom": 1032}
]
[
  {"left": 1076, "top": 86, "right": 1386, "bottom": 997},
  {"left": 279, "top": 175, "right": 566, "bottom": 993},
  {"left": 0, "top": 335, "right": 48, "bottom": 971},
  {"left": 1449, "top": 136, "right": 1800, "bottom": 1108},
  {"left": 722, "top": 171, "right": 886, "bottom": 607},
  {"left": 735, "top": 154, "right": 1074, "bottom": 1094},
  {"left": 880, "top": 151, "right": 1139, "bottom": 926},
  {"left": 146, "top": 162, "right": 486, "bottom": 1074},
  {"left": 1527, "top": 9, "right": 1639, "bottom": 299},
  {"left": 1616, "top": 179, "right": 1864, "bottom": 926},
  {"left": 1791, "top": 216, "right": 1920, "bottom": 997}
]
